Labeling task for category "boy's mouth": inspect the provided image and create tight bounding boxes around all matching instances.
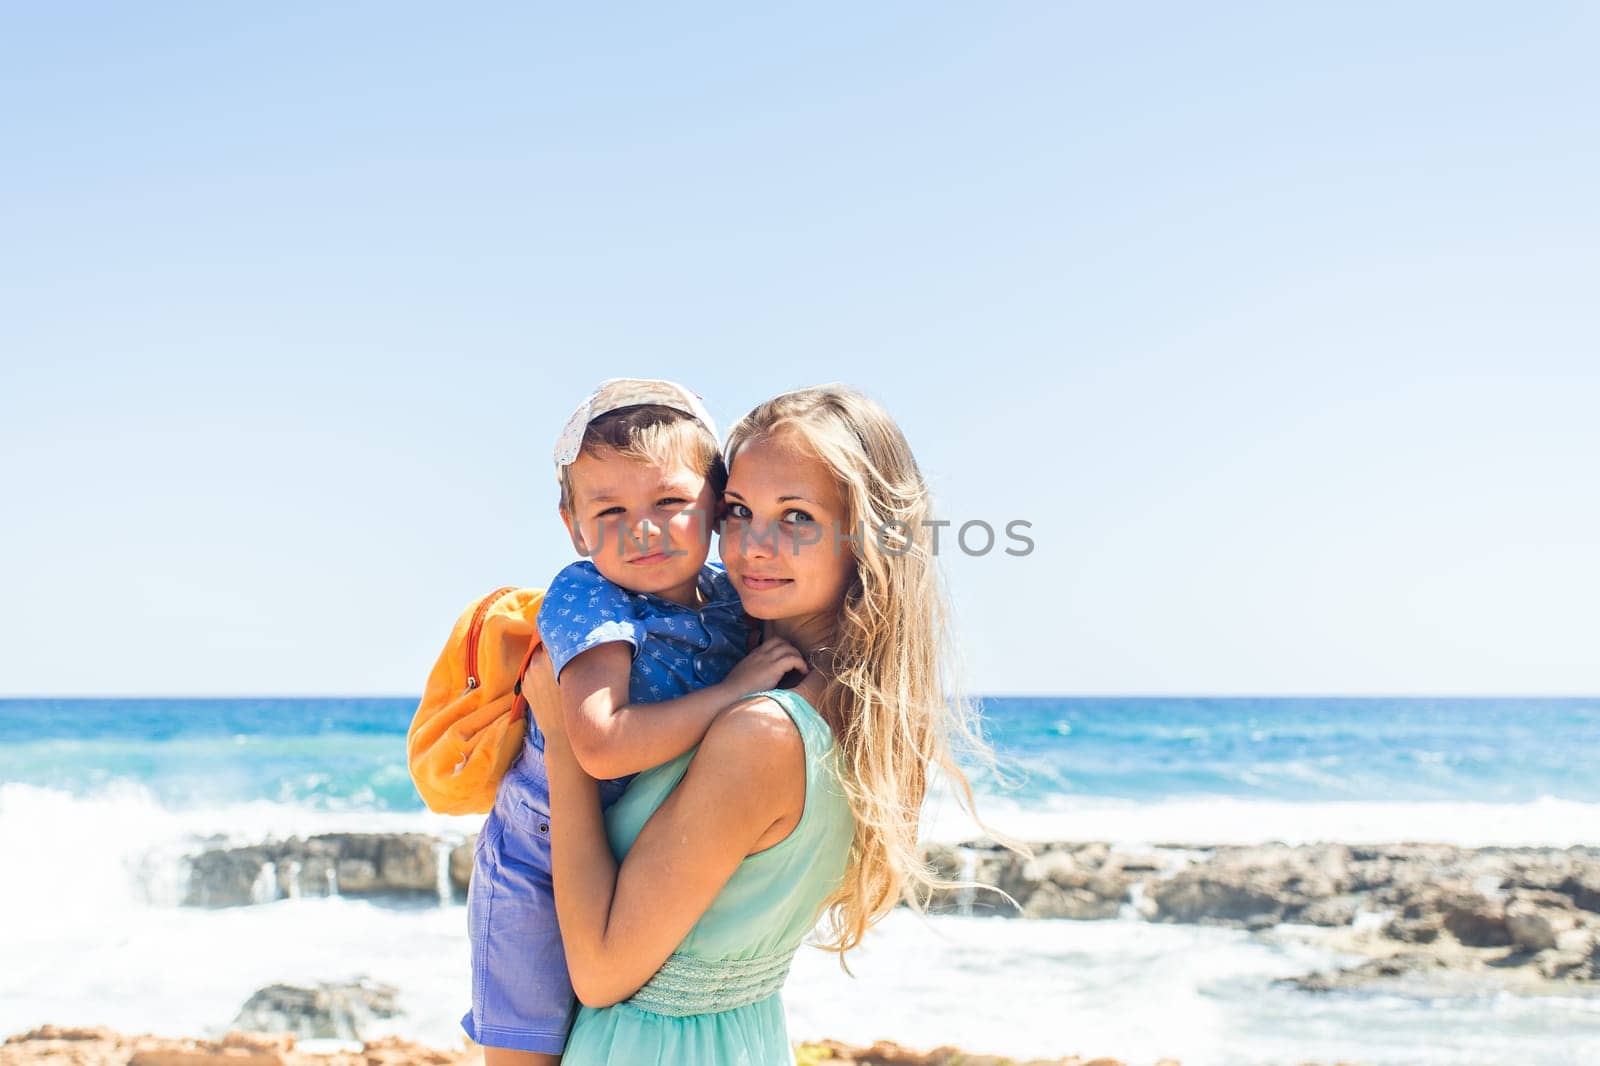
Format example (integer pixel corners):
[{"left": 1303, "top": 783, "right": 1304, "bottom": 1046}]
[{"left": 628, "top": 551, "right": 670, "bottom": 566}]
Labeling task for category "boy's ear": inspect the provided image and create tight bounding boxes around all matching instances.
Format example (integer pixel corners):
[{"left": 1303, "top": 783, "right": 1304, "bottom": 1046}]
[{"left": 559, "top": 506, "right": 591, "bottom": 557}]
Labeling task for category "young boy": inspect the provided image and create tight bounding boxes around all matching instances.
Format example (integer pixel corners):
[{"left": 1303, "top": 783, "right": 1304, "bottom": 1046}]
[{"left": 461, "top": 378, "right": 804, "bottom": 1062}]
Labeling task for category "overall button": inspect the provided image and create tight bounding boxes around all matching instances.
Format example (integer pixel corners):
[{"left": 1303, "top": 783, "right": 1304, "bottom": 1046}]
[{"left": 511, "top": 796, "right": 552, "bottom": 834}]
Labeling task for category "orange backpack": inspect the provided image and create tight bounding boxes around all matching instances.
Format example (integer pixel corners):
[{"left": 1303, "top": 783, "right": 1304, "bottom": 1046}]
[{"left": 407, "top": 586, "right": 546, "bottom": 815}]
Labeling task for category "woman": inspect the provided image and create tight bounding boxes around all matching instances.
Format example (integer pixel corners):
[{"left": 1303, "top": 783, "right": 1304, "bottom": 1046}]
[{"left": 522, "top": 384, "right": 996, "bottom": 1064}]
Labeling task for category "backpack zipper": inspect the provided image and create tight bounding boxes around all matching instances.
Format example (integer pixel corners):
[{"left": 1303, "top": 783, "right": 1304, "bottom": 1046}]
[{"left": 465, "top": 586, "right": 518, "bottom": 692}]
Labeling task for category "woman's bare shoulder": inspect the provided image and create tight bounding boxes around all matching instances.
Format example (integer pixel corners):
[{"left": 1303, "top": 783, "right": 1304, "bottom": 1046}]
[{"left": 698, "top": 693, "right": 806, "bottom": 780}]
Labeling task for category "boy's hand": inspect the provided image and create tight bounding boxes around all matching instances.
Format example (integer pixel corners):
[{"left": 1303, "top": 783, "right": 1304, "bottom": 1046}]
[{"left": 720, "top": 637, "right": 808, "bottom": 697}]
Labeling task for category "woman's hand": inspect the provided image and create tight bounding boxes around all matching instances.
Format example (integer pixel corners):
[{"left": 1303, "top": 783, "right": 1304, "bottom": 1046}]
[{"left": 522, "top": 641, "right": 573, "bottom": 752}]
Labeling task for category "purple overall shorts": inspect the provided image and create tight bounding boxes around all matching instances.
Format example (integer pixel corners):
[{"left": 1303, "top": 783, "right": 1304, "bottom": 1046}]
[{"left": 460, "top": 746, "right": 576, "bottom": 1054}]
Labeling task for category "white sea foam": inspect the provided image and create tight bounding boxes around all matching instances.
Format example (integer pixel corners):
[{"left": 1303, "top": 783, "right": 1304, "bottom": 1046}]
[
  {"left": 0, "top": 782, "right": 477, "bottom": 1042},
  {"left": 0, "top": 781, "right": 478, "bottom": 914},
  {"left": 787, "top": 912, "right": 1600, "bottom": 1065},
  {"left": 923, "top": 788, "right": 1600, "bottom": 847}
]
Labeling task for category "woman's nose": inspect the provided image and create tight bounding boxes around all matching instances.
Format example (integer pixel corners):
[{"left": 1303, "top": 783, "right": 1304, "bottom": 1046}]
[{"left": 737, "top": 517, "right": 776, "bottom": 559}]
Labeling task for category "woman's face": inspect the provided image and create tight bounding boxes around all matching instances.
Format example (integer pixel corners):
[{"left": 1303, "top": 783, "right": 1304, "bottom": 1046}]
[{"left": 718, "top": 431, "right": 857, "bottom": 622}]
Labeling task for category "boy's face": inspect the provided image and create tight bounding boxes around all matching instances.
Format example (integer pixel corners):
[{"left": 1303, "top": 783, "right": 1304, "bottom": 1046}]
[{"left": 559, "top": 447, "right": 718, "bottom": 605}]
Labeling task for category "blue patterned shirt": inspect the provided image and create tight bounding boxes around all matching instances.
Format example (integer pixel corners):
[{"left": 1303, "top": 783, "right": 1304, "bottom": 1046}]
[{"left": 531, "top": 559, "right": 753, "bottom": 806}]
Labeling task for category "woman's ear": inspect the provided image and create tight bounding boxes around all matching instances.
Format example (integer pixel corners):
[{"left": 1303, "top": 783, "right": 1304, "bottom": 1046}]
[{"left": 559, "top": 506, "right": 591, "bottom": 557}]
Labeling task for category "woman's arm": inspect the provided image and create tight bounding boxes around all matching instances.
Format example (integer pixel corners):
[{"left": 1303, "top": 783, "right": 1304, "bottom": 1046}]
[{"left": 522, "top": 646, "right": 806, "bottom": 1007}]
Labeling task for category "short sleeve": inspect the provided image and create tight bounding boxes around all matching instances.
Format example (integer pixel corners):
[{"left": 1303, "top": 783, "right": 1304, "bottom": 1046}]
[{"left": 537, "top": 561, "right": 646, "bottom": 680}]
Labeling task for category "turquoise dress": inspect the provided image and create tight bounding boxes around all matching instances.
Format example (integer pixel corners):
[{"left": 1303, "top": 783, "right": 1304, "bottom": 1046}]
[{"left": 558, "top": 687, "right": 856, "bottom": 1065}]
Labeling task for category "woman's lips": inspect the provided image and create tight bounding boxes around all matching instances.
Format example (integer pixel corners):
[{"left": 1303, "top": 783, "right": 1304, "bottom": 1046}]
[{"left": 740, "top": 575, "right": 792, "bottom": 591}]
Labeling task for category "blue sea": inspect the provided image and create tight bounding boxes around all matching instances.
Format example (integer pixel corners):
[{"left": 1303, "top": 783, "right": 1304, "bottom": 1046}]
[{"left": 3, "top": 696, "right": 1598, "bottom": 1064}]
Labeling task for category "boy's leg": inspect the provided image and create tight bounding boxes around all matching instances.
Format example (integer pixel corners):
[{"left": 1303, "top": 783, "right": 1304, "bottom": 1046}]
[{"left": 483, "top": 1048, "right": 561, "bottom": 1066}]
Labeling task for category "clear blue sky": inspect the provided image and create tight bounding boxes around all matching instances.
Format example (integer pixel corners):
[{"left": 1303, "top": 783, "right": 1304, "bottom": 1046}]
[{"left": 2, "top": 4, "right": 1596, "bottom": 696}]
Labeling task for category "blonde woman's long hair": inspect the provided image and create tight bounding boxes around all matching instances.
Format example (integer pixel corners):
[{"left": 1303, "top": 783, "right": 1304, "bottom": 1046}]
[{"left": 724, "top": 384, "right": 1023, "bottom": 964}]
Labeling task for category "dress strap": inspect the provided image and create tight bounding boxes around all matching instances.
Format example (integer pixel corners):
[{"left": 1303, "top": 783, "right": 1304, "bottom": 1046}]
[{"left": 751, "top": 687, "right": 833, "bottom": 758}]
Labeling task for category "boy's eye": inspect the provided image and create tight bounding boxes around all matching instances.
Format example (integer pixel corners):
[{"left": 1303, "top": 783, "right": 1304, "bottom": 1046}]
[
  {"left": 596, "top": 506, "right": 624, "bottom": 518},
  {"left": 657, "top": 497, "right": 688, "bottom": 507}
]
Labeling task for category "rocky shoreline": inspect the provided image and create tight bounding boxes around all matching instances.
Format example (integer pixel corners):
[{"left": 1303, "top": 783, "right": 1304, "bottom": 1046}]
[
  {"left": 18, "top": 835, "right": 1595, "bottom": 1066},
  {"left": 181, "top": 834, "right": 469, "bottom": 908},
  {"left": 175, "top": 833, "right": 1600, "bottom": 997},
  {"left": 925, "top": 839, "right": 1600, "bottom": 993},
  {"left": 0, "top": 1027, "right": 1361, "bottom": 1066}
]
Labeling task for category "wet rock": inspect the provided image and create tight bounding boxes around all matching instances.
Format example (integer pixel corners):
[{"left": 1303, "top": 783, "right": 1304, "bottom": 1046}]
[
  {"left": 1440, "top": 894, "right": 1512, "bottom": 948},
  {"left": 1537, "top": 949, "right": 1591, "bottom": 979},
  {"left": 449, "top": 837, "right": 475, "bottom": 894},
  {"left": 230, "top": 979, "right": 399, "bottom": 1041},
  {"left": 1559, "top": 868, "right": 1600, "bottom": 912},
  {"left": 1295, "top": 896, "right": 1363, "bottom": 927},
  {"left": 1022, "top": 881, "right": 1122, "bottom": 920},
  {"left": 923, "top": 843, "right": 1131, "bottom": 919},
  {"left": 932, "top": 842, "right": 1600, "bottom": 996},
  {"left": 321, "top": 834, "right": 435, "bottom": 893},
  {"left": 1555, "top": 926, "right": 1596, "bottom": 956},
  {"left": 1115, "top": 855, "right": 1162, "bottom": 873},
  {"left": 1382, "top": 914, "right": 1444, "bottom": 944},
  {"left": 1504, "top": 891, "right": 1577, "bottom": 952},
  {"left": 1281, "top": 950, "right": 1447, "bottom": 993},
  {"left": 1150, "top": 867, "right": 1285, "bottom": 927},
  {"left": 334, "top": 859, "right": 380, "bottom": 893},
  {"left": 184, "top": 834, "right": 447, "bottom": 907},
  {"left": 185, "top": 847, "right": 279, "bottom": 907}
]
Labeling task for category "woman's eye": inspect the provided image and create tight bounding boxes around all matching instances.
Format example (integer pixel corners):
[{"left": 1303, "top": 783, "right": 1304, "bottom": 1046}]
[
  {"left": 725, "top": 502, "right": 752, "bottom": 519},
  {"left": 782, "top": 508, "right": 815, "bottom": 524}
]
